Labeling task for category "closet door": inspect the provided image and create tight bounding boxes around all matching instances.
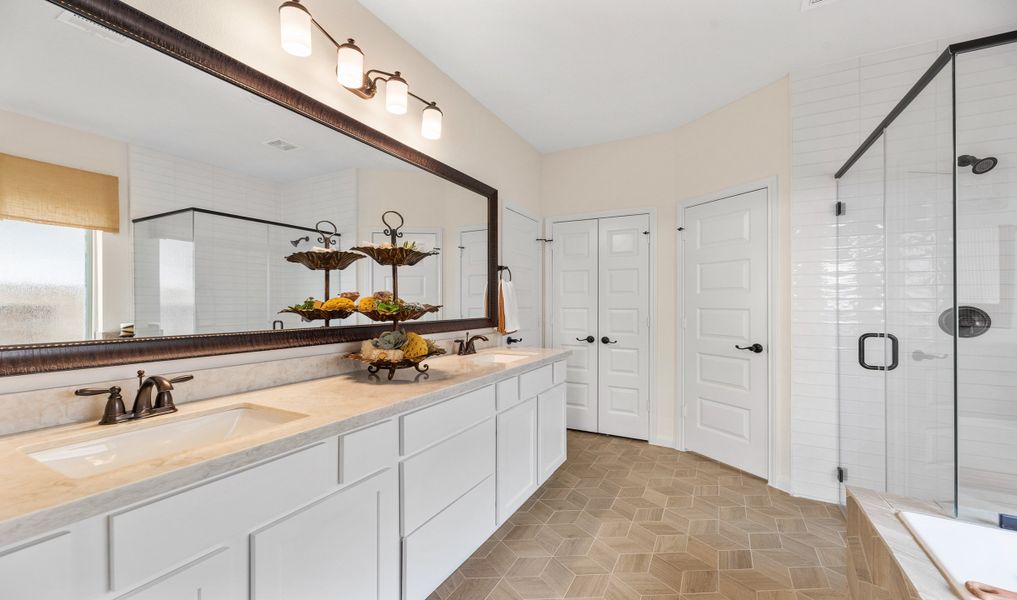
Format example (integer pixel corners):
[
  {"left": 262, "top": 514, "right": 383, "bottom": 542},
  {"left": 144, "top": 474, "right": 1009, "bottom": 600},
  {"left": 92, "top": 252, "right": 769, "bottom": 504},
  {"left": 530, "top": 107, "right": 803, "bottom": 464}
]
[
  {"left": 552, "top": 219, "right": 599, "bottom": 432},
  {"left": 597, "top": 214, "right": 651, "bottom": 440}
]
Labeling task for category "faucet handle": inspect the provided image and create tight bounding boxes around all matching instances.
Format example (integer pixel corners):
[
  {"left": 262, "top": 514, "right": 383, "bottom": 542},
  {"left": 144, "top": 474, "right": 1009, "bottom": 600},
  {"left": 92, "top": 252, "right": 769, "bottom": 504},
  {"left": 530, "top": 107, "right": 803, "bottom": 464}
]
[
  {"left": 74, "top": 385, "right": 120, "bottom": 397},
  {"left": 76, "top": 385, "right": 129, "bottom": 425},
  {"left": 168, "top": 375, "right": 194, "bottom": 385}
]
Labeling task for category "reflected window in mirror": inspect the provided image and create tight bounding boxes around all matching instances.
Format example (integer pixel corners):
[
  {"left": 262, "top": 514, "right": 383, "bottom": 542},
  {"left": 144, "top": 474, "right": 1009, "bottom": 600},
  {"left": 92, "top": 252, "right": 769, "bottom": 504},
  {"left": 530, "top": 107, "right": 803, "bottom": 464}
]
[{"left": 0, "top": 220, "right": 94, "bottom": 344}]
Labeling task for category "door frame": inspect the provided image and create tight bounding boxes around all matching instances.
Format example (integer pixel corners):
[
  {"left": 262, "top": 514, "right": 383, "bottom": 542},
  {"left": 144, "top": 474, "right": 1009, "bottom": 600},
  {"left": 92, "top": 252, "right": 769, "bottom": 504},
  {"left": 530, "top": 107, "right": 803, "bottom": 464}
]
[
  {"left": 543, "top": 208, "right": 660, "bottom": 445},
  {"left": 675, "top": 177, "right": 781, "bottom": 485},
  {"left": 502, "top": 203, "right": 544, "bottom": 347}
]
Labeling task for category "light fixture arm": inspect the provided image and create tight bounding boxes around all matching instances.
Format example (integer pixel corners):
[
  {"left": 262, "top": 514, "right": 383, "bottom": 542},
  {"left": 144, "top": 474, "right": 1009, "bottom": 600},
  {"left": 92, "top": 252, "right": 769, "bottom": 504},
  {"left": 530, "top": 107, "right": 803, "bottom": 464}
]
[
  {"left": 309, "top": 16, "right": 343, "bottom": 49},
  {"left": 360, "top": 69, "right": 438, "bottom": 108},
  {"left": 280, "top": 0, "right": 442, "bottom": 138}
]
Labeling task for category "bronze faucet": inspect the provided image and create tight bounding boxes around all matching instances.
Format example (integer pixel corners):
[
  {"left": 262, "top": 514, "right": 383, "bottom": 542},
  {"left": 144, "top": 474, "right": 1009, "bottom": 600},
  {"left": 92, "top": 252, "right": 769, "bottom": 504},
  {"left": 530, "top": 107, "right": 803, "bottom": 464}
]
[
  {"left": 75, "top": 371, "right": 193, "bottom": 425},
  {"left": 132, "top": 370, "right": 193, "bottom": 419},
  {"left": 454, "top": 332, "right": 489, "bottom": 356}
]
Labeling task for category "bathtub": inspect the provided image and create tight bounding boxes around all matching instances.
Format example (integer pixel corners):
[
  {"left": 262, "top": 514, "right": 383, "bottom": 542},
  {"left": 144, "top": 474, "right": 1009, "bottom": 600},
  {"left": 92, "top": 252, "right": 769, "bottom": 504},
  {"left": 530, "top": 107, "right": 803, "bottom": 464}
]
[{"left": 900, "top": 511, "right": 1017, "bottom": 598}]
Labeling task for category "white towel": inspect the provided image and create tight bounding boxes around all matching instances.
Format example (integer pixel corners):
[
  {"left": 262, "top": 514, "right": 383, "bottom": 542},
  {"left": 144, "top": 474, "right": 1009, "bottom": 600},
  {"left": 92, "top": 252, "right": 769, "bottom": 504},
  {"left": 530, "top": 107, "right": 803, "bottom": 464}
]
[{"left": 498, "top": 279, "right": 520, "bottom": 334}]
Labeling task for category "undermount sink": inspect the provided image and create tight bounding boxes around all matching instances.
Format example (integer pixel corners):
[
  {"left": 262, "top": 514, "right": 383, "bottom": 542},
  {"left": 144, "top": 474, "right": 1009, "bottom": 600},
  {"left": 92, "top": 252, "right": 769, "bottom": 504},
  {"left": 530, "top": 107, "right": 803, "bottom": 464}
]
[
  {"left": 466, "top": 352, "right": 532, "bottom": 364},
  {"left": 25, "top": 405, "right": 306, "bottom": 479}
]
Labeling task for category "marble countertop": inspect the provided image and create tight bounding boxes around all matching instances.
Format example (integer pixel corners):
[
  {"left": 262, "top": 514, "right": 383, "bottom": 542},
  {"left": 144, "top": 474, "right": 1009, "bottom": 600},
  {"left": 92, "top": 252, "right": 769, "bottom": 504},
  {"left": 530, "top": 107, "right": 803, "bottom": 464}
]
[
  {"left": 847, "top": 487, "right": 956, "bottom": 599},
  {"left": 0, "top": 348, "right": 569, "bottom": 548}
]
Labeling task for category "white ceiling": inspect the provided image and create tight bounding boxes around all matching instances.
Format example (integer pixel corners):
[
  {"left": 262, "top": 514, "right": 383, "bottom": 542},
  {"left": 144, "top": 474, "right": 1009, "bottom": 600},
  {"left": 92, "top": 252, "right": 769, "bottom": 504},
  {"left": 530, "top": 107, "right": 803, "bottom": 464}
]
[
  {"left": 0, "top": 1, "right": 407, "bottom": 183},
  {"left": 358, "top": 0, "right": 1017, "bottom": 152}
]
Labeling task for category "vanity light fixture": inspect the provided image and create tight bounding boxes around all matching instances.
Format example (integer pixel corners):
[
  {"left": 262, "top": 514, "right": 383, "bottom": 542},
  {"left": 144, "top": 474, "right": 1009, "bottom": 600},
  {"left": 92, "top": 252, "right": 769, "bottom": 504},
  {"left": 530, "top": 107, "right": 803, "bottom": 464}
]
[{"left": 277, "top": 0, "right": 443, "bottom": 140}]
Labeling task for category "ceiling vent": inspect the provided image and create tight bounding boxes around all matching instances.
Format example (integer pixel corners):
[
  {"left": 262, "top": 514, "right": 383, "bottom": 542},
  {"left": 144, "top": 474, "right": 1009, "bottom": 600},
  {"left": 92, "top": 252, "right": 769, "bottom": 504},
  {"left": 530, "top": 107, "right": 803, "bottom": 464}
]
[
  {"left": 265, "top": 138, "right": 299, "bottom": 152},
  {"left": 801, "top": 0, "right": 842, "bottom": 10},
  {"left": 56, "top": 10, "right": 129, "bottom": 45}
]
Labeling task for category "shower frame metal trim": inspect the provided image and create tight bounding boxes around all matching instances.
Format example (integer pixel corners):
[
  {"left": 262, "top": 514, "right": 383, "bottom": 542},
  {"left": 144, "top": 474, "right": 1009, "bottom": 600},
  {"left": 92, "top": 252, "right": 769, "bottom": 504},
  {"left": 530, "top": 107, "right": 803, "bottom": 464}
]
[{"left": 834, "top": 29, "right": 1017, "bottom": 180}]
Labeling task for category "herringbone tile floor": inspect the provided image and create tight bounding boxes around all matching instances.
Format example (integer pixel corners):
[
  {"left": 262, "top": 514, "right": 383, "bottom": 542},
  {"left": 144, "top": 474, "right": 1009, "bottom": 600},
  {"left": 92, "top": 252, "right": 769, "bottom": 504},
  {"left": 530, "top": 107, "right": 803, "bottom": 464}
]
[{"left": 428, "top": 430, "right": 848, "bottom": 600}]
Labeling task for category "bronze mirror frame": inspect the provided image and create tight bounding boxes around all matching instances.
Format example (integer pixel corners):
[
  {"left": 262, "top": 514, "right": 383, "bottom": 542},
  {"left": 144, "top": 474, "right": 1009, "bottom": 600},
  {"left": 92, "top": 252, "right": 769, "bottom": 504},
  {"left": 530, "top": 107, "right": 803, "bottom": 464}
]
[{"left": 0, "top": 0, "right": 498, "bottom": 377}]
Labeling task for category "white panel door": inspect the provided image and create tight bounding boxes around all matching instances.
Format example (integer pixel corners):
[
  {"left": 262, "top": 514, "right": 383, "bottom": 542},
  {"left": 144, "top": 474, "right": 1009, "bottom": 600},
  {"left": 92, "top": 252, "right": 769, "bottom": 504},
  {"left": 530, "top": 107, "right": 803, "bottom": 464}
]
[
  {"left": 598, "top": 214, "right": 651, "bottom": 440},
  {"left": 552, "top": 219, "right": 599, "bottom": 433},
  {"left": 683, "top": 188, "right": 768, "bottom": 477},
  {"left": 502, "top": 208, "right": 541, "bottom": 346},
  {"left": 371, "top": 230, "right": 440, "bottom": 321},
  {"left": 458, "top": 227, "right": 487, "bottom": 319},
  {"left": 251, "top": 470, "right": 399, "bottom": 600}
]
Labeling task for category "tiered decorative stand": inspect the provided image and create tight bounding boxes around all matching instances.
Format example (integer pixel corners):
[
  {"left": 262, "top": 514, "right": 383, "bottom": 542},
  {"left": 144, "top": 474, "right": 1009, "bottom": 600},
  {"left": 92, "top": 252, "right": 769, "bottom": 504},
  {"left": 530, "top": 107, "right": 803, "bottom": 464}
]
[
  {"left": 346, "top": 211, "right": 445, "bottom": 379},
  {"left": 279, "top": 220, "right": 363, "bottom": 326}
]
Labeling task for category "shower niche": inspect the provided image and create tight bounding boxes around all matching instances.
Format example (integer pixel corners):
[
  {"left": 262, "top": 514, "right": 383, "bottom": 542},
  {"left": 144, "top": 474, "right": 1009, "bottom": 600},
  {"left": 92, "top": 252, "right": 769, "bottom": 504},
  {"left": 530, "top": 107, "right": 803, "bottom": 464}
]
[{"left": 834, "top": 32, "right": 1017, "bottom": 524}]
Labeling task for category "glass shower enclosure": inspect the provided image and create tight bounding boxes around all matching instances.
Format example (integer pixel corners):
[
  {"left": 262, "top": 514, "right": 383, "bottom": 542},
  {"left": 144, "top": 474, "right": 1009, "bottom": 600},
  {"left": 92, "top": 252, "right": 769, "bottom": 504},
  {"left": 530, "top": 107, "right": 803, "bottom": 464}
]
[
  {"left": 133, "top": 208, "right": 352, "bottom": 336},
  {"left": 835, "top": 30, "right": 1017, "bottom": 524}
]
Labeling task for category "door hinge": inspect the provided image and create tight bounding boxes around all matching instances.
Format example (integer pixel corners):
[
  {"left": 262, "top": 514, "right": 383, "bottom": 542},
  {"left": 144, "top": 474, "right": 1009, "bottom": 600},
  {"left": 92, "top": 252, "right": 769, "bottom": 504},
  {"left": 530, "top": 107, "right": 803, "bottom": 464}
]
[
  {"left": 835, "top": 201, "right": 845, "bottom": 216},
  {"left": 836, "top": 466, "right": 847, "bottom": 483}
]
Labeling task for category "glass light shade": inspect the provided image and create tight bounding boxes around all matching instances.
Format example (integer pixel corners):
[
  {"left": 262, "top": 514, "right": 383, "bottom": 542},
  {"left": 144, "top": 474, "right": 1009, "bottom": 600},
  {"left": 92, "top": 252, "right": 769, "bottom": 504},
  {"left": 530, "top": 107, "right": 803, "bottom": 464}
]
[
  {"left": 385, "top": 74, "right": 408, "bottom": 115},
  {"left": 421, "top": 104, "right": 443, "bottom": 140},
  {"left": 279, "top": 2, "right": 312, "bottom": 57},
  {"left": 336, "top": 40, "right": 365, "bottom": 88}
]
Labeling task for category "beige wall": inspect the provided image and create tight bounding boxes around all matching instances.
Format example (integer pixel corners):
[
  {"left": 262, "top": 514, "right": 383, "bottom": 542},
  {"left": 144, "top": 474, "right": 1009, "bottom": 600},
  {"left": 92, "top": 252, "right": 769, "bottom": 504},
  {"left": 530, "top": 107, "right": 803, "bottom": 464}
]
[
  {"left": 540, "top": 78, "right": 792, "bottom": 487},
  {"left": 122, "top": 0, "right": 541, "bottom": 218}
]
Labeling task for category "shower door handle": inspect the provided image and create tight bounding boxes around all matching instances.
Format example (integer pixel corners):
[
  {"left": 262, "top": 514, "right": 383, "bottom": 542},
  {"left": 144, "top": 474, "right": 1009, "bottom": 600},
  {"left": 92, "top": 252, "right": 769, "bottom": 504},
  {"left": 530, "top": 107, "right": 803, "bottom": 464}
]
[{"left": 858, "top": 333, "right": 899, "bottom": 371}]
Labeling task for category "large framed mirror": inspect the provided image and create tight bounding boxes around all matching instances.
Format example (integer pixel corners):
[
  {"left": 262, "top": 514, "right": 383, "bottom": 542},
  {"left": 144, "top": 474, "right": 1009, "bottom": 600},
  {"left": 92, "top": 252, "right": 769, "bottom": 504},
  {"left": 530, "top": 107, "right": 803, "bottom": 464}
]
[{"left": 0, "top": 0, "right": 497, "bottom": 376}]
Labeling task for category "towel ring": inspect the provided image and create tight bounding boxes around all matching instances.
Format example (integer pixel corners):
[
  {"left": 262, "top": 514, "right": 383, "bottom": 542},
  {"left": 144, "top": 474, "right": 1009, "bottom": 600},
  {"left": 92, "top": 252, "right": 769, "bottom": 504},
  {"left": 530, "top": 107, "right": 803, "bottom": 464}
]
[{"left": 497, "top": 265, "right": 513, "bottom": 281}]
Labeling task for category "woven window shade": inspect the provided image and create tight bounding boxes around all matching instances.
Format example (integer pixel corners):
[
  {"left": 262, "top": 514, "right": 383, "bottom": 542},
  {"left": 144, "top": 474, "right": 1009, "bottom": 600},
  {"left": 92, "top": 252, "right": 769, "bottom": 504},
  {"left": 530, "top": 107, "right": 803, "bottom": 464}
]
[{"left": 0, "top": 152, "right": 120, "bottom": 233}]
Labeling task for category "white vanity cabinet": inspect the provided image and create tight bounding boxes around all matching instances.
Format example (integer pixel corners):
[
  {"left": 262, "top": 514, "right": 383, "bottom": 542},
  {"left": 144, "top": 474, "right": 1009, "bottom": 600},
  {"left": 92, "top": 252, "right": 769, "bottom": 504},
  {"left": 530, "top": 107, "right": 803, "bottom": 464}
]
[
  {"left": 497, "top": 396, "right": 539, "bottom": 520},
  {"left": 251, "top": 469, "right": 398, "bottom": 600},
  {"left": 0, "top": 356, "right": 570, "bottom": 600},
  {"left": 0, "top": 531, "right": 74, "bottom": 600},
  {"left": 120, "top": 547, "right": 235, "bottom": 600},
  {"left": 494, "top": 361, "right": 568, "bottom": 525}
]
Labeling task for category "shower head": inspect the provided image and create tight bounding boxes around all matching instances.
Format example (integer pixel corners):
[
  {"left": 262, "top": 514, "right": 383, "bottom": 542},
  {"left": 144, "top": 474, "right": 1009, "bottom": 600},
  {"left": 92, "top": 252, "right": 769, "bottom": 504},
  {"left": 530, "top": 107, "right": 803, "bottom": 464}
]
[
  {"left": 957, "top": 155, "right": 998, "bottom": 175},
  {"left": 290, "top": 236, "right": 310, "bottom": 247}
]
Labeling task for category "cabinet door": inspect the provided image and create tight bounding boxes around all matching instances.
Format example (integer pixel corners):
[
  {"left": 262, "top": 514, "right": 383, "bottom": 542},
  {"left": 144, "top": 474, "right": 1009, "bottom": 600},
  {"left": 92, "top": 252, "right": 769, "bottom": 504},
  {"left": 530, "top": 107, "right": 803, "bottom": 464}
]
[
  {"left": 496, "top": 397, "right": 538, "bottom": 523},
  {"left": 0, "top": 532, "right": 73, "bottom": 600},
  {"left": 538, "top": 384, "right": 567, "bottom": 482},
  {"left": 116, "top": 547, "right": 233, "bottom": 600},
  {"left": 251, "top": 470, "right": 399, "bottom": 600}
]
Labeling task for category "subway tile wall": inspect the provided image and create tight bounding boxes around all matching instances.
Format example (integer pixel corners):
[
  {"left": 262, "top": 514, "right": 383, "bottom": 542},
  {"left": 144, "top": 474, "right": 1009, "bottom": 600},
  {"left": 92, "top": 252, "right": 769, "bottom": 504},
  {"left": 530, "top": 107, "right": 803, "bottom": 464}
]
[
  {"left": 790, "top": 32, "right": 1017, "bottom": 508},
  {"left": 129, "top": 146, "right": 358, "bottom": 334},
  {"left": 790, "top": 40, "right": 952, "bottom": 503},
  {"left": 954, "top": 42, "right": 1017, "bottom": 518}
]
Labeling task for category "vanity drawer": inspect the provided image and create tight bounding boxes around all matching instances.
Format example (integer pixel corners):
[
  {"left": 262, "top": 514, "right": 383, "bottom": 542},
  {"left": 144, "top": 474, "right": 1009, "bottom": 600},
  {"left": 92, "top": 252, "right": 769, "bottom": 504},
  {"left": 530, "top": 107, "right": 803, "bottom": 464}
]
[
  {"left": 400, "top": 385, "right": 495, "bottom": 456},
  {"left": 519, "top": 364, "right": 553, "bottom": 400},
  {"left": 401, "top": 418, "right": 495, "bottom": 535},
  {"left": 339, "top": 420, "right": 396, "bottom": 484},
  {"left": 403, "top": 476, "right": 496, "bottom": 600},
  {"left": 496, "top": 376, "right": 520, "bottom": 410},
  {"left": 109, "top": 442, "right": 334, "bottom": 591},
  {"left": 553, "top": 360, "right": 567, "bottom": 385}
]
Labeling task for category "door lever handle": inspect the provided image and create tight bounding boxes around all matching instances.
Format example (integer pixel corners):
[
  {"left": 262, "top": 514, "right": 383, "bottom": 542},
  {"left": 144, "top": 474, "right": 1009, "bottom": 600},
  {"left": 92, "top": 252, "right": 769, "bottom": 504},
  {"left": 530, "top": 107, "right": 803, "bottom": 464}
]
[
  {"left": 735, "top": 343, "right": 764, "bottom": 354},
  {"left": 601, "top": 337, "right": 618, "bottom": 344},
  {"left": 576, "top": 336, "right": 595, "bottom": 343}
]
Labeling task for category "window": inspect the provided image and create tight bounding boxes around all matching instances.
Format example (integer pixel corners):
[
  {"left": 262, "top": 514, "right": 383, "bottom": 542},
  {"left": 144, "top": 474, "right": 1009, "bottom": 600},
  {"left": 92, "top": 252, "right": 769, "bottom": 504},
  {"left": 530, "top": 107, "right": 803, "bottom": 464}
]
[{"left": 0, "top": 220, "right": 93, "bottom": 344}]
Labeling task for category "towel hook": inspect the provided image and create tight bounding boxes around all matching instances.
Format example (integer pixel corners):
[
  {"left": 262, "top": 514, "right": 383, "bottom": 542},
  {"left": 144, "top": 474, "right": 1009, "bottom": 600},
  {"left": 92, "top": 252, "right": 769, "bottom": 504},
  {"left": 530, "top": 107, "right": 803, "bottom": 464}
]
[{"left": 497, "top": 265, "right": 513, "bottom": 281}]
